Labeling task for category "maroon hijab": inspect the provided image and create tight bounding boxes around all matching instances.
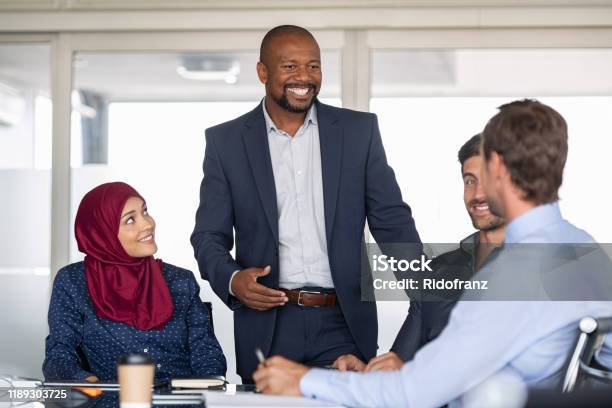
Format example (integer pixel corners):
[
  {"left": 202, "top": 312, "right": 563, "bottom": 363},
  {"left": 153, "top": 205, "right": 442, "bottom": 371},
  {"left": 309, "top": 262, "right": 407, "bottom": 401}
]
[{"left": 74, "top": 182, "right": 174, "bottom": 330}]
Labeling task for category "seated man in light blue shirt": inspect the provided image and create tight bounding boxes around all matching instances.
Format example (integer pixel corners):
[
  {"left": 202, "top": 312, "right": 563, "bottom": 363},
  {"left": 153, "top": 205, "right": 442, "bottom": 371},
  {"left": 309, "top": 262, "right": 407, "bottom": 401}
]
[{"left": 253, "top": 99, "right": 612, "bottom": 407}]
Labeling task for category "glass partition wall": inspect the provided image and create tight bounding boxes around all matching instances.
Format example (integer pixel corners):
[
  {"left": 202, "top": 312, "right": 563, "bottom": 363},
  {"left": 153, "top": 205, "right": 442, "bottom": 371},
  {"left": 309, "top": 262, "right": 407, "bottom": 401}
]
[
  {"left": 370, "top": 48, "right": 612, "bottom": 244},
  {"left": 0, "top": 41, "right": 51, "bottom": 378}
]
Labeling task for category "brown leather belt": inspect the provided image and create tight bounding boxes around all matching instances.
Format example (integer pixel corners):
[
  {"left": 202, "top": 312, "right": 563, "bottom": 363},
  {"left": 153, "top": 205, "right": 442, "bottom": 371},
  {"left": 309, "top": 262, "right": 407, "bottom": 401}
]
[{"left": 281, "top": 289, "right": 338, "bottom": 307}]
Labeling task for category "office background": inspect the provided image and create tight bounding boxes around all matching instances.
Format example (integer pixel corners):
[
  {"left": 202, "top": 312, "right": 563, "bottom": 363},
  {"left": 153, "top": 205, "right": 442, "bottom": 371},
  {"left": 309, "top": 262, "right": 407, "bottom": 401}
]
[{"left": 1, "top": 0, "right": 612, "bottom": 384}]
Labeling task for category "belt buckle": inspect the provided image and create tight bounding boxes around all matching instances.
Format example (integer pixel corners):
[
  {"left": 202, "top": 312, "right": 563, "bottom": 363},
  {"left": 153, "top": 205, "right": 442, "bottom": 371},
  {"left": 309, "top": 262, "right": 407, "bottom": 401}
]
[{"left": 297, "top": 290, "right": 323, "bottom": 307}]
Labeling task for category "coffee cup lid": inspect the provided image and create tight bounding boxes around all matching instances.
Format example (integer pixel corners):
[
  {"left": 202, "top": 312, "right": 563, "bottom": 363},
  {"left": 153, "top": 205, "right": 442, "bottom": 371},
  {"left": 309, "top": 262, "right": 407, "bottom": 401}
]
[{"left": 118, "top": 353, "right": 153, "bottom": 365}]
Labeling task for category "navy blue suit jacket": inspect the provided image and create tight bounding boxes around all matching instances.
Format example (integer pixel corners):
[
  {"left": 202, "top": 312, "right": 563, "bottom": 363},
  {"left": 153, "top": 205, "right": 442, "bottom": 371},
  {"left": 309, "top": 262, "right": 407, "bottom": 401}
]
[{"left": 191, "top": 100, "right": 420, "bottom": 378}]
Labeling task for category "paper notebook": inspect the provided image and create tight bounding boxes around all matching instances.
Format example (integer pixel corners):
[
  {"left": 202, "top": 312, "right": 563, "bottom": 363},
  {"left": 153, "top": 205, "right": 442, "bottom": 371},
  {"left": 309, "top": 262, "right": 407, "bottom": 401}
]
[
  {"left": 204, "top": 393, "right": 344, "bottom": 407},
  {"left": 170, "top": 377, "right": 226, "bottom": 389}
]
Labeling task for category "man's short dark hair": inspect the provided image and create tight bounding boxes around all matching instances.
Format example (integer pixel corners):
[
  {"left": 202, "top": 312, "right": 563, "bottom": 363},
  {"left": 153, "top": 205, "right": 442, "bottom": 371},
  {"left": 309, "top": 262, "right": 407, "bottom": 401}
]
[
  {"left": 260, "top": 25, "right": 317, "bottom": 64},
  {"left": 458, "top": 133, "right": 482, "bottom": 172},
  {"left": 482, "top": 99, "right": 568, "bottom": 205}
]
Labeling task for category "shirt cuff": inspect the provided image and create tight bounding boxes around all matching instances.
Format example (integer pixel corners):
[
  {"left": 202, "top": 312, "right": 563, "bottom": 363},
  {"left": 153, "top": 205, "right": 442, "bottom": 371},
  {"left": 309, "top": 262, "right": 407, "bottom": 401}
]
[
  {"left": 228, "top": 270, "right": 240, "bottom": 297},
  {"left": 300, "top": 368, "right": 331, "bottom": 399}
]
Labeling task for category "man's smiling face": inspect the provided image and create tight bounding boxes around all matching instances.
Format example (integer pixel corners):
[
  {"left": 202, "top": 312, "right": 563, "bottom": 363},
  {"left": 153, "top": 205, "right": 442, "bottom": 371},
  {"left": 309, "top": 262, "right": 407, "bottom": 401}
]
[
  {"left": 463, "top": 155, "right": 504, "bottom": 231},
  {"left": 258, "top": 34, "right": 322, "bottom": 113}
]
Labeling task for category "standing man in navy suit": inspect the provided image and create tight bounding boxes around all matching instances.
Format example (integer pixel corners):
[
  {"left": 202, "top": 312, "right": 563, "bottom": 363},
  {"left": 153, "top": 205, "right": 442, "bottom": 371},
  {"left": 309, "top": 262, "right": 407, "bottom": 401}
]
[{"left": 191, "top": 25, "right": 420, "bottom": 382}]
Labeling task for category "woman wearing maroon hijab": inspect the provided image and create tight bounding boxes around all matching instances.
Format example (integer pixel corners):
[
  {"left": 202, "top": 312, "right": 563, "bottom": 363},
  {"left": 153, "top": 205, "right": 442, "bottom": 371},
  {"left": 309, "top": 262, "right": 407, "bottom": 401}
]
[{"left": 43, "top": 182, "right": 226, "bottom": 382}]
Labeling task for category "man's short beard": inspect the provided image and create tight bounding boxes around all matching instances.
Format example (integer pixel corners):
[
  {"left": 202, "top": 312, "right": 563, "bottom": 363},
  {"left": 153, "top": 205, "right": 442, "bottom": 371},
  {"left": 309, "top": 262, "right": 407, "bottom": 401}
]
[
  {"left": 486, "top": 196, "right": 505, "bottom": 219},
  {"left": 473, "top": 216, "right": 505, "bottom": 232},
  {"left": 272, "top": 91, "right": 317, "bottom": 113}
]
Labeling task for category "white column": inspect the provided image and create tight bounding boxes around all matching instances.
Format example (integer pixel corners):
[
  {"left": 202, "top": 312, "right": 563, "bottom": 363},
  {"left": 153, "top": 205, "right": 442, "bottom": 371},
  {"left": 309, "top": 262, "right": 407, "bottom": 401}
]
[
  {"left": 50, "top": 33, "right": 72, "bottom": 279},
  {"left": 342, "top": 30, "right": 370, "bottom": 112}
]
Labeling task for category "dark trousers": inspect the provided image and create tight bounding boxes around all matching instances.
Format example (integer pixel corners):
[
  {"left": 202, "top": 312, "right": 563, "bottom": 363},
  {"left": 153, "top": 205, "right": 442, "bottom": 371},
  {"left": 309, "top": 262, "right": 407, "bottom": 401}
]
[
  {"left": 241, "top": 298, "right": 363, "bottom": 384},
  {"left": 242, "top": 298, "right": 363, "bottom": 384},
  {"left": 272, "top": 301, "right": 363, "bottom": 364}
]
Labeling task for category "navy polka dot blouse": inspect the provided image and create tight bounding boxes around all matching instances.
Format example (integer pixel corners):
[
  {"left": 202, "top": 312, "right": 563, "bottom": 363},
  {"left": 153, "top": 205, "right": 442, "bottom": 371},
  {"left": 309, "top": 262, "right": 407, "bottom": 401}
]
[{"left": 43, "top": 261, "right": 226, "bottom": 382}]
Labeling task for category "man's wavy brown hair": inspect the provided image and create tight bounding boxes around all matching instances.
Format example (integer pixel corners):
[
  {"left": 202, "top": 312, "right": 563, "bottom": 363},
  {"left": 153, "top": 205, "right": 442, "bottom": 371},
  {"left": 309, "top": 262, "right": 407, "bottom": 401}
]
[{"left": 482, "top": 99, "right": 568, "bottom": 205}]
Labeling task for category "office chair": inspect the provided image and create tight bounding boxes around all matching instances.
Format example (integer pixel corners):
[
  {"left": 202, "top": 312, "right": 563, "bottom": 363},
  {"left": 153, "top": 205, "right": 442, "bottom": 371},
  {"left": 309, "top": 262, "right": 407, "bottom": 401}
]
[
  {"left": 203, "top": 301, "right": 214, "bottom": 332},
  {"left": 75, "top": 344, "right": 92, "bottom": 372},
  {"left": 560, "top": 316, "right": 612, "bottom": 393}
]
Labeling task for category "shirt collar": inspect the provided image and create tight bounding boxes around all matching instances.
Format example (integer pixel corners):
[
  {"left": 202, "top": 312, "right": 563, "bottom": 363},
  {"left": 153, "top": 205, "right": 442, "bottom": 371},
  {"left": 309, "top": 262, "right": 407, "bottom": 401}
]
[
  {"left": 459, "top": 231, "right": 480, "bottom": 250},
  {"left": 505, "top": 202, "right": 562, "bottom": 244},
  {"left": 262, "top": 98, "right": 318, "bottom": 134},
  {"left": 459, "top": 232, "right": 479, "bottom": 257}
]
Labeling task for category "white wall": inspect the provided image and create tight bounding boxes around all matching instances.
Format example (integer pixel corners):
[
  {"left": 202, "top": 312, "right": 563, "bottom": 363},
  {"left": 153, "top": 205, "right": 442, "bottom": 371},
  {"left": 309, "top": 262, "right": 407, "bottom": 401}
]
[
  {"left": 0, "top": 275, "right": 49, "bottom": 379},
  {"left": 0, "top": 87, "right": 35, "bottom": 168},
  {"left": 0, "top": 170, "right": 51, "bottom": 268},
  {"left": 374, "top": 96, "right": 612, "bottom": 245}
]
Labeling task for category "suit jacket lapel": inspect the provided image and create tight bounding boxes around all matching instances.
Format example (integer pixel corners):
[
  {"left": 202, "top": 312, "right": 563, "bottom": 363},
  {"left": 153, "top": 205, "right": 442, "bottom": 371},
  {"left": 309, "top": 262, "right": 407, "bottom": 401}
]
[
  {"left": 242, "top": 104, "right": 279, "bottom": 244},
  {"left": 317, "top": 101, "right": 343, "bottom": 246}
]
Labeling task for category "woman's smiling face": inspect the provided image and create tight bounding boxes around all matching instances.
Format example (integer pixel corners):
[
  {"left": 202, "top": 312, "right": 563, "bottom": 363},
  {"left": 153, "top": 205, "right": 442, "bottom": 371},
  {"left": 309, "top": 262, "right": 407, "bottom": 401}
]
[{"left": 117, "top": 196, "right": 157, "bottom": 257}]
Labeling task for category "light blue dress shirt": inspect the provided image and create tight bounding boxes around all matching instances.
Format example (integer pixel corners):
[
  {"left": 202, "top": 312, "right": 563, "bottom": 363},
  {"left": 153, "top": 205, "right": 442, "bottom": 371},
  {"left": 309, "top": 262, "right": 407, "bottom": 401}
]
[
  {"left": 263, "top": 100, "right": 334, "bottom": 289},
  {"left": 300, "top": 203, "right": 612, "bottom": 407},
  {"left": 228, "top": 100, "right": 335, "bottom": 294}
]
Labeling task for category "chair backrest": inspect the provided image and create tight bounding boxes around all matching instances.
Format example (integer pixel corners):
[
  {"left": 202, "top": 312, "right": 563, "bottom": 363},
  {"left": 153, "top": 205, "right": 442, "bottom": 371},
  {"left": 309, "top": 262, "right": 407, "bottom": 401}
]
[
  {"left": 203, "top": 301, "right": 214, "bottom": 332},
  {"left": 560, "top": 316, "right": 612, "bottom": 393},
  {"left": 76, "top": 344, "right": 92, "bottom": 372}
]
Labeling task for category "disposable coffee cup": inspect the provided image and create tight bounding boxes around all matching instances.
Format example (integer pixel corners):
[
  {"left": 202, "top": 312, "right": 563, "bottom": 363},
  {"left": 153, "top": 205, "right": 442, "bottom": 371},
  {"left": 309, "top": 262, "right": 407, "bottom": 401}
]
[{"left": 117, "top": 354, "right": 155, "bottom": 408}]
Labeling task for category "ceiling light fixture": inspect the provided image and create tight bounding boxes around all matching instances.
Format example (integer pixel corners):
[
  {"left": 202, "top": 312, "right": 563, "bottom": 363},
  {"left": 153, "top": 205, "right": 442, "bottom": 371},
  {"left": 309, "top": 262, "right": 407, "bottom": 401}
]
[{"left": 177, "top": 54, "right": 240, "bottom": 84}]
